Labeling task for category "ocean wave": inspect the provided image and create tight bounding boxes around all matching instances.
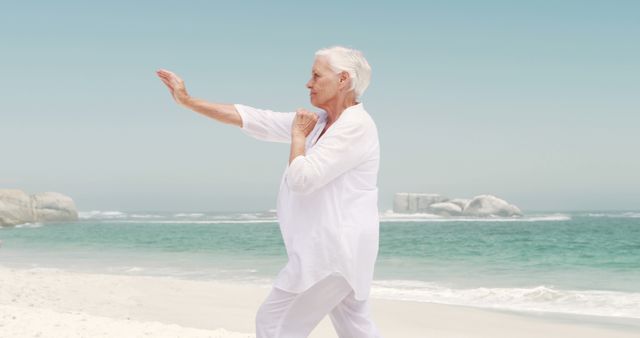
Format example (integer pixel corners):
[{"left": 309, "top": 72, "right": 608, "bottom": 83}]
[
  {"left": 371, "top": 280, "right": 640, "bottom": 319},
  {"left": 173, "top": 213, "right": 205, "bottom": 218},
  {"left": 125, "top": 267, "right": 145, "bottom": 273},
  {"left": 79, "top": 210, "right": 128, "bottom": 220},
  {"left": 379, "top": 211, "right": 443, "bottom": 219},
  {"left": 78, "top": 210, "right": 573, "bottom": 223},
  {"left": 130, "top": 214, "right": 164, "bottom": 219},
  {"left": 587, "top": 212, "right": 640, "bottom": 219},
  {"left": 79, "top": 210, "right": 279, "bottom": 222},
  {"left": 107, "top": 220, "right": 278, "bottom": 224},
  {"left": 14, "top": 223, "right": 44, "bottom": 228},
  {"left": 0, "top": 223, "right": 41, "bottom": 230},
  {"left": 379, "top": 211, "right": 571, "bottom": 222}
]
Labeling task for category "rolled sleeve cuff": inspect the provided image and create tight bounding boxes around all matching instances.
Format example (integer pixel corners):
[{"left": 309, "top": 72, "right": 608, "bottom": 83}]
[{"left": 234, "top": 104, "right": 252, "bottom": 134}]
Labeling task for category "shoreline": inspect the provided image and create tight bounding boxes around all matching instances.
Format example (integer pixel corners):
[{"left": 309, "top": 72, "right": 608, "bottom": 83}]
[{"left": 1, "top": 265, "right": 639, "bottom": 337}]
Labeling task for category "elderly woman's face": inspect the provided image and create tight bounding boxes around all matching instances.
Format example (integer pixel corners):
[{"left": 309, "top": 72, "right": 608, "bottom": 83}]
[{"left": 306, "top": 57, "right": 340, "bottom": 108}]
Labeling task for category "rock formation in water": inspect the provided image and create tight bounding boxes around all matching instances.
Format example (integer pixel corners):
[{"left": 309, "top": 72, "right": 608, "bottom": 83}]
[
  {"left": 393, "top": 193, "right": 448, "bottom": 214},
  {"left": 393, "top": 192, "right": 522, "bottom": 217},
  {"left": 0, "top": 189, "right": 78, "bottom": 227},
  {"left": 429, "top": 202, "right": 463, "bottom": 216},
  {"left": 462, "top": 194, "right": 523, "bottom": 217}
]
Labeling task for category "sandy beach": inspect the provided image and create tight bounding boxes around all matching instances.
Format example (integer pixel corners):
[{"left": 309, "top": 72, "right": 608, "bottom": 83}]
[{"left": 1, "top": 266, "right": 638, "bottom": 337}]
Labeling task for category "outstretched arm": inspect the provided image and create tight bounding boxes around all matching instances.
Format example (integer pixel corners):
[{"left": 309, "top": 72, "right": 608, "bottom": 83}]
[{"left": 156, "top": 69, "right": 242, "bottom": 127}]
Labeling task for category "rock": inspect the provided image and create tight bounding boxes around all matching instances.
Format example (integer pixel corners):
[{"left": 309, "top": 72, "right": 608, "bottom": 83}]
[
  {"left": 429, "top": 202, "right": 463, "bottom": 216},
  {"left": 31, "top": 192, "right": 79, "bottom": 223},
  {"left": 392, "top": 192, "right": 523, "bottom": 217},
  {"left": 0, "top": 189, "right": 78, "bottom": 227},
  {"left": 462, "top": 194, "right": 523, "bottom": 217},
  {"left": 393, "top": 193, "right": 449, "bottom": 213},
  {"left": 0, "top": 190, "right": 35, "bottom": 227},
  {"left": 449, "top": 198, "right": 470, "bottom": 210},
  {"left": 393, "top": 193, "right": 411, "bottom": 212}
]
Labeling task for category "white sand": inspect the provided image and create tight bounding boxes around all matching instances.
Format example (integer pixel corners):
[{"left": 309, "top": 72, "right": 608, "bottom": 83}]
[{"left": 1, "top": 266, "right": 638, "bottom": 337}]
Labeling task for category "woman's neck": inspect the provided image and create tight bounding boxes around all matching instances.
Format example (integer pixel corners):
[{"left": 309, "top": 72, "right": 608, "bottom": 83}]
[{"left": 323, "top": 93, "right": 358, "bottom": 125}]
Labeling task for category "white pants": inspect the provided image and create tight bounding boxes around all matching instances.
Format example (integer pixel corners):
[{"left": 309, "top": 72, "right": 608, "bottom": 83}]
[{"left": 256, "top": 274, "right": 382, "bottom": 338}]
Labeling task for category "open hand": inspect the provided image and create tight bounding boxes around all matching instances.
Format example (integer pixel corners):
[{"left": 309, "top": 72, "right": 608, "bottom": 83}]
[
  {"left": 292, "top": 108, "right": 319, "bottom": 138},
  {"left": 156, "top": 69, "right": 190, "bottom": 106}
]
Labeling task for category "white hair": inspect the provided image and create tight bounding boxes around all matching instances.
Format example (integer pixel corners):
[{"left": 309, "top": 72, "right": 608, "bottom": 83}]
[{"left": 315, "top": 46, "right": 372, "bottom": 99}]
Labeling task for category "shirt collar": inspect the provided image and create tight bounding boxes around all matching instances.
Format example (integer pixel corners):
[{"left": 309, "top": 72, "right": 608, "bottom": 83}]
[
  {"left": 344, "top": 102, "right": 363, "bottom": 113},
  {"left": 319, "top": 102, "right": 363, "bottom": 121}
]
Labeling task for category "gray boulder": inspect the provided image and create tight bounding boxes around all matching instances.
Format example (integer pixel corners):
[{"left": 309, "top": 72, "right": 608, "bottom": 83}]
[
  {"left": 462, "top": 194, "right": 522, "bottom": 217},
  {"left": 429, "top": 202, "right": 463, "bottom": 216},
  {"left": 394, "top": 193, "right": 449, "bottom": 213},
  {"left": 31, "top": 192, "right": 78, "bottom": 223},
  {"left": 0, "top": 189, "right": 35, "bottom": 226},
  {"left": 0, "top": 189, "right": 78, "bottom": 227},
  {"left": 449, "top": 198, "right": 470, "bottom": 210}
]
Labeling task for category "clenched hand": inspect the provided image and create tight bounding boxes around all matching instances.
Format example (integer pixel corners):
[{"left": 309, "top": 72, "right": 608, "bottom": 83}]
[{"left": 292, "top": 109, "right": 319, "bottom": 139}]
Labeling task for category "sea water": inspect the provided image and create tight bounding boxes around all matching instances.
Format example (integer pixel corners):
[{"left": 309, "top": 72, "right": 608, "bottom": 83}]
[{"left": 1, "top": 210, "right": 639, "bottom": 319}]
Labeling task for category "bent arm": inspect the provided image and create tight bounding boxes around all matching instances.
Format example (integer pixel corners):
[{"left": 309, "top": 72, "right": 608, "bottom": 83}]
[
  {"left": 235, "top": 104, "right": 297, "bottom": 143},
  {"left": 289, "top": 109, "right": 319, "bottom": 164},
  {"left": 285, "top": 120, "right": 373, "bottom": 195}
]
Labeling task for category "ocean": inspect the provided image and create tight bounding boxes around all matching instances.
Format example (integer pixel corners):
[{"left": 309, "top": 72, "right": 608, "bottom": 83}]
[{"left": 1, "top": 210, "right": 639, "bottom": 319}]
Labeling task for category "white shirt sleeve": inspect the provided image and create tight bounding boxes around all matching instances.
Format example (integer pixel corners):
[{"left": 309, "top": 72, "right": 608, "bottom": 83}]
[
  {"left": 235, "top": 104, "right": 296, "bottom": 143},
  {"left": 285, "top": 119, "right": 373, "bottom": 195}
]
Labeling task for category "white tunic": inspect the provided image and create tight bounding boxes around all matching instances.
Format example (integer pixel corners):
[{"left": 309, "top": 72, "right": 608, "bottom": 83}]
[{"left": 235, "top": 103, "right": 380, "bottom": 301}]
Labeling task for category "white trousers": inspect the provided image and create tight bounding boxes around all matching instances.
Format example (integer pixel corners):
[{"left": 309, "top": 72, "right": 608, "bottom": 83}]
[{"left": 256, "top": 274, "right": 382, "bottom": 338}]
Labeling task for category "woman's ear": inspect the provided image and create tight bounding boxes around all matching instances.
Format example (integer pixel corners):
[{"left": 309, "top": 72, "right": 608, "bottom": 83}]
[{"left": 339, "top": 71, "right": 350, "bottom": 86}]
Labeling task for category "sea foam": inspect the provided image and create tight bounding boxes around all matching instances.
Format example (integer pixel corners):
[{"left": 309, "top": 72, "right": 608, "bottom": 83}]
[
  {"left": 79, "top": 210, "right": 127, "bottom": 220},
  {"left": 371, "top": 280, "right": 640, "bottom": 319},
  {"left": 76, "top": 210, "right": 573, "bottom": 224},
  {"left": 587, "top": 212, "right": 640, "bottom": 218},
  {"left": 379, "top": 210, "right": 571, "bottom": 222}
]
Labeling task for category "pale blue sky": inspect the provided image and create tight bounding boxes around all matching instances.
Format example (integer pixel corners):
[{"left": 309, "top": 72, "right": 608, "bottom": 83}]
[{"left": 1, "top": 1, "right": 638, "bottom": 212}]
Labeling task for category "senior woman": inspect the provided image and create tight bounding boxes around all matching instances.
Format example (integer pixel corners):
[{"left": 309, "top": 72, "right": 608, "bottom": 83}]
[{"left": 157, "top": 46, "right": 381, "bottom": 338}]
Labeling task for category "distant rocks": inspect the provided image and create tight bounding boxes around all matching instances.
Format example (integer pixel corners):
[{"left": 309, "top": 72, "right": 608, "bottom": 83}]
[
  {"left": 0, "top": 189, "right": 78, "bottom": 227},
  {"left": 449, "top": 198, "right": 471, "bottom": 210},
  {"left": 393, "top": 193, "right": 522, "bottom": 217},
  {"left": 463, "top": 194, "right": 523, "bottom": 217},
  {"left": 429, "top": 202, "right": 463, "bottom": 216},
  {"left": 393, "top": 193, "right": 447, "bottom": 214}
]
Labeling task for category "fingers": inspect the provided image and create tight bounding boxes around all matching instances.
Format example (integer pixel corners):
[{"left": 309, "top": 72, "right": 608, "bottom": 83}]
[
  {"left": 157, "top": 69, "right": 188, "bottom": 97},
  {"left": 156, "top": 69, "right": 183, "bottom": 85},
  {"left": 157, "top": 74, "right": 174, "bottom": 90},
  {"left": 294, "top": 109, "right": 318, "bottom": 126},
  {"left": 156, "top": 70, "right": 173, "bottom": 85},
  {"left": 160, "top": 78, "right": 174, "bottom": 92},
  {"left": 292, "top": 108, "right": 319, "bottom": 137},
  {"left": 157, "top": 69, "right": 189, "bottom": 105},
  {"left": 156, "top": 70, "right": 171, "bottom": 81},
  {"left": 156, "top": 69, "right": 176, "bottom": 78},
  {"left": 157, "top": 72, "right": 175, "bottom": 84},
  {"left": 295, "top": 108, "right": 318, "bottom": 120},
  {"left": 157, "top": 73, "right": 170, "bottom": 84}
]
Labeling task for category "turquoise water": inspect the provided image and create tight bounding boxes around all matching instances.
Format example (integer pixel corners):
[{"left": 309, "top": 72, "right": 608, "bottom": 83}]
[{"left": 1, "top": 210, "right": 639, "bottom": 318}]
